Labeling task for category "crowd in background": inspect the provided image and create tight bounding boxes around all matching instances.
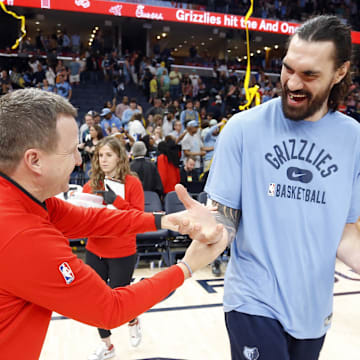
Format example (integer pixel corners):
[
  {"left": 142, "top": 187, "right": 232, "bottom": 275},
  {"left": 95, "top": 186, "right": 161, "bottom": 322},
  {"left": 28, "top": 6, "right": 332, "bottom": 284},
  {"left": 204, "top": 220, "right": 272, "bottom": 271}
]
[
  {"left": 1, "top": 43, "right": 360, "bottom": 198},
  {"left": 1, "top": 0, "right": 360, "bottom": 197}
]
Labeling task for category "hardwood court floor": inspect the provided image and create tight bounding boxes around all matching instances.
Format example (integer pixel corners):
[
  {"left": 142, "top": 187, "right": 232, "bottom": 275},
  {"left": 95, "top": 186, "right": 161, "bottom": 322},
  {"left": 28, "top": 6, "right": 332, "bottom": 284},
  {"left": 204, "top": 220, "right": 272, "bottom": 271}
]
[{"left": 40, "top": 260, "right": 360, "bottom": 360}]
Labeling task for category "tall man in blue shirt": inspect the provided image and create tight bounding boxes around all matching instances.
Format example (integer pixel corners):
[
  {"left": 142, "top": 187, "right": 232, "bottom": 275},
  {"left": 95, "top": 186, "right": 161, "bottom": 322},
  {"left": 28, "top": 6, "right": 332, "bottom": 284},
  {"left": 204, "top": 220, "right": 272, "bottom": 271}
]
[{"left": 204, "top": 15, "right": 360, "bottom": 360}]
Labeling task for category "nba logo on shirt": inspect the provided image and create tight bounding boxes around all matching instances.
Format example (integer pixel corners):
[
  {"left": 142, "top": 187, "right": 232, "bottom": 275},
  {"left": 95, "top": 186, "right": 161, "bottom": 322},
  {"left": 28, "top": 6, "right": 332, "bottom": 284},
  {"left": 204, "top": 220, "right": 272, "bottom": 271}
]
[
  {"left": 59, "top": 262, "right": 75, "bottom": 284},
  {"left": 268, "top": 183, "right": 276, "bottom": 197}
]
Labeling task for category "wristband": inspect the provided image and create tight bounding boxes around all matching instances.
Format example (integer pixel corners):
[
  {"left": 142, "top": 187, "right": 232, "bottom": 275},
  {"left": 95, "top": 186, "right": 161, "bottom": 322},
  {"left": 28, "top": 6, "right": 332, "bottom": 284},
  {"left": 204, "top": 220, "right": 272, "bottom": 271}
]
[
  {"left": 177, "top": 259, "right": 193, "bottom": 277},
  {"left": 153, "top": 213, "right": 163, "bottom": 230}
]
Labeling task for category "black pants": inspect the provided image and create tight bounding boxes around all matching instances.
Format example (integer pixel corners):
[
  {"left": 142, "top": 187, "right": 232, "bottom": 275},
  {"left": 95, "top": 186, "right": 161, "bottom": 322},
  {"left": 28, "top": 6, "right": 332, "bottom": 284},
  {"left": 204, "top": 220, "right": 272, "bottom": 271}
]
[
  {"left": 225, "top": 311, "right": 325, "bottom": 360},
  {"left": 86, "top": 250, "right": 137, "bottom": 339}
]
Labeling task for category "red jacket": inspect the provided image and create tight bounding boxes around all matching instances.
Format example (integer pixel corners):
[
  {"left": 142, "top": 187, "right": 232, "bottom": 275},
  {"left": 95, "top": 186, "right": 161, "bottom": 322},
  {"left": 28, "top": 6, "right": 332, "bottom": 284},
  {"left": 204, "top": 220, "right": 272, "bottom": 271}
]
[
  {"left": 83, "top": 175, "right": 144, "bottom": 258},
  {"left": 0, "top": 174, "right": 184, "bottom": 360},
  {"left": 157, "top": 154, "right": 180, "bottom": 194}
]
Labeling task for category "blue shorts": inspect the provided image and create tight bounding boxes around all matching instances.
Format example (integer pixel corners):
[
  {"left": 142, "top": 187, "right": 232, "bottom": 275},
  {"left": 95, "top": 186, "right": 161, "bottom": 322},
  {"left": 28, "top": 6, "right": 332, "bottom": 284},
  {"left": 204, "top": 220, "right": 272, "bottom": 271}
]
[{"left": 225, "top": 311, "right": 325, "bottom": 360}]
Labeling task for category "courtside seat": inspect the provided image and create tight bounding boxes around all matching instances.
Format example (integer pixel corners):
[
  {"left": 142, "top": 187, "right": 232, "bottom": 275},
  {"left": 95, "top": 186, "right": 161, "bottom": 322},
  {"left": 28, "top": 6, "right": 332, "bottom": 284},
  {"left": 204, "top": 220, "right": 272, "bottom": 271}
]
[{"left": 136, "top": 191, "right": 170, "bottom": 267}]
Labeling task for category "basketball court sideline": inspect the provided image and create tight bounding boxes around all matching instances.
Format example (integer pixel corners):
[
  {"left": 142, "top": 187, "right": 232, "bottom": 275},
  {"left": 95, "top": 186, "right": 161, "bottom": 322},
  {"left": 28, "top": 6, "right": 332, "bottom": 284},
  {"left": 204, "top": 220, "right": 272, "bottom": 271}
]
[{"left": 40, "top": 260, "right": 360, "bottom": 360}]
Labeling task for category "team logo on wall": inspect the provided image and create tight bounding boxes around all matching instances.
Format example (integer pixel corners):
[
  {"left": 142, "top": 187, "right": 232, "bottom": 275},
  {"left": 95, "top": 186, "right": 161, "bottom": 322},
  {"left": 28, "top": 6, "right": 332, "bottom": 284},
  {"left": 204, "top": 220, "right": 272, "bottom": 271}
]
[
  {"left": 109, "top": 4, "right": 122, "bottom": 16},
  {"left": 6, "top": 0, "right": 14, "bottom": 6},
  {"left": 75, "top": 0, "right": 90, "bottom": 8},
  {"left": 59, "top": 262, "right": 75, "bottom": 284},
  {"left": 243, "top": 346, "right": 259, "bottom": 360}
]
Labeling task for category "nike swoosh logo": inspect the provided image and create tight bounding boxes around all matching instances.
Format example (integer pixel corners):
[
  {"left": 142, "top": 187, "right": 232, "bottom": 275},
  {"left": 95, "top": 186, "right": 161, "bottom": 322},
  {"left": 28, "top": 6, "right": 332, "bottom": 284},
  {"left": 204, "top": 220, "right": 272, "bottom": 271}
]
[
  {"left": 290, "top": 171, "right": 307, "bottom": 178},
  {"left": 287, "top": 167, "right": 313, "bottom": 184}
]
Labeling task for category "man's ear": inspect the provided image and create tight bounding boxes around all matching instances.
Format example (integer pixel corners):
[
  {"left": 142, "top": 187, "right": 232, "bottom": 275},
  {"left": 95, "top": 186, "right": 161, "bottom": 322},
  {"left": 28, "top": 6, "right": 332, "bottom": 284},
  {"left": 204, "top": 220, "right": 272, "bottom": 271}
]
[
  {"left": 23, "top": 148, "right": 44, "bottom": 175},
  {"left": 333, "top": 61, "right": 350, "bottom": 85}
]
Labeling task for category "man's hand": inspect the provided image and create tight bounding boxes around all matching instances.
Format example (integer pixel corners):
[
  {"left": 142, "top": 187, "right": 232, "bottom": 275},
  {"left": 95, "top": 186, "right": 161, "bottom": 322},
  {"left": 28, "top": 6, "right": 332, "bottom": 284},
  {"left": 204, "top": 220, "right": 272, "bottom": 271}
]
[
  {"left": 161, "top": 184, "right": 225, "bottom": 245},
  {"left": 94, "top": 184, "right": 117, "bottom": 205},
  {"left": 181, "top": 229, "right": 228, "bottom": 277}
]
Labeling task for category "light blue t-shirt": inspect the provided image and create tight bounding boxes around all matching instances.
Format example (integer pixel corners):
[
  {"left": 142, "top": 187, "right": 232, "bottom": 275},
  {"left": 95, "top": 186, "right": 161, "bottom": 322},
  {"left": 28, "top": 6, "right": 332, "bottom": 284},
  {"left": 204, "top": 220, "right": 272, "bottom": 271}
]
[
  {"left": 205, "top": 97, "right": 360, "bottom": 339},
  {"left": 203, "top": 125, "right": 218, "bottom": 161}
]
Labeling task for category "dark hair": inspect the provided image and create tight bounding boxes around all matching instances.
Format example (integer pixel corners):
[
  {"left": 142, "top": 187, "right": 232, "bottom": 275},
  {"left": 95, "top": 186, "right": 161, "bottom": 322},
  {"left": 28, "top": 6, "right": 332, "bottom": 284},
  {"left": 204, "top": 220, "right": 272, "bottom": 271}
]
[
  {"left": 293, "top": 15, "right": 352, "bottom": 111},
  {"left": 91, "top": 124, "right": 104, "bottom": 139},
  {"left": 158, "top": 138, "right": 180, "bottom": 167}
]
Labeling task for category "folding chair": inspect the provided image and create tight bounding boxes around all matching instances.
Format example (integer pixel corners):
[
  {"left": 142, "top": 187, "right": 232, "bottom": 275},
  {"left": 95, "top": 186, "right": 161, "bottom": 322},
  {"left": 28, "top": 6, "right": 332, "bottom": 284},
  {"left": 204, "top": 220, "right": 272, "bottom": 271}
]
[
  {"left": 163, "top": 191, "right": 192, "bottom": 265},
  {"left": 197, "top": 191, "right": 208, "bottom": 205},
  {"left": 135, "top": 191, "right": 170, "bottom": 268}
]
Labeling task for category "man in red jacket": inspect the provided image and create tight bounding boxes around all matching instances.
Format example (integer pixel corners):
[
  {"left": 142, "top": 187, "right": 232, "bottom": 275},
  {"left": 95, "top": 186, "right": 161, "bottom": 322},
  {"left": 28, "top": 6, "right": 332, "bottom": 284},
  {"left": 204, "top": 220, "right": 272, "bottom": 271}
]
[{"left": 0, "top": 89, "right": 228, "bottom": 360}]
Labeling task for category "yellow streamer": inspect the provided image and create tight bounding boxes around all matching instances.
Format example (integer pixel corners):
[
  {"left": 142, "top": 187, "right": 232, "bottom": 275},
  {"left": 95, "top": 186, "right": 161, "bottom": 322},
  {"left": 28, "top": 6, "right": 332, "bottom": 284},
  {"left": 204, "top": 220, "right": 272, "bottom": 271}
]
[
  {"left": 239, "top": 0, "right": 261, "bottom": 111},
  {"left": 0, "top": 1, "right": 26, "bottom": 50}
]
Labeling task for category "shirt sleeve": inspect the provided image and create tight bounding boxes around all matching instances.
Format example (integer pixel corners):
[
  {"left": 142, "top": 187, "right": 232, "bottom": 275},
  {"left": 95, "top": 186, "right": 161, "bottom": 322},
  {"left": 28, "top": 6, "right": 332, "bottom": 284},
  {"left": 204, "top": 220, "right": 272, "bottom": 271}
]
[
  {"left": 346, "top": 169, "right": 360, "bottom": 223},
  {"left": 113, "top": 175, "right": 144, "bottom": 211},
  {"left": 0, "top": 227, "right": 184, "bottom": 329},
  {"left": 46, "top": 197, "right": 156, "bottom": 239}
]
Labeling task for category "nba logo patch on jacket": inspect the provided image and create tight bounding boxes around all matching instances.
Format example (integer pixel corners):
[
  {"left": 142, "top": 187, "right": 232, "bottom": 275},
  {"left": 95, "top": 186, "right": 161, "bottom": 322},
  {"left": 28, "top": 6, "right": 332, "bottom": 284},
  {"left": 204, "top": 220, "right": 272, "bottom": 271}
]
[{"left": 59, "top": 262, "right": 75, "bottom": 284}]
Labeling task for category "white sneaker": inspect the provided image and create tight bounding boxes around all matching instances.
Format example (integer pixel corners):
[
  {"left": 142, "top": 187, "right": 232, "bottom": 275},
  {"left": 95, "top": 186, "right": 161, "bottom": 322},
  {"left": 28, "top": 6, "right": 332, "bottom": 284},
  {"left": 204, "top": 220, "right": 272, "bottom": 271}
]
[
  {"left": 88, "top": 342, "right": 115, "bottom": 360},
  {"left": 128, "top": 317, "right": 142, "bottom": 347}
]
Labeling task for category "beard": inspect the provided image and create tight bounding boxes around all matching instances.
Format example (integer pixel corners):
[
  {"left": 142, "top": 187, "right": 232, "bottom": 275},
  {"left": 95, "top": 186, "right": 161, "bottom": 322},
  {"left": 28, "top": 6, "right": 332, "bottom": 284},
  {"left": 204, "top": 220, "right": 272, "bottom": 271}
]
[{"left": 281, "top": 83, "right": 331, "bottom": 121}]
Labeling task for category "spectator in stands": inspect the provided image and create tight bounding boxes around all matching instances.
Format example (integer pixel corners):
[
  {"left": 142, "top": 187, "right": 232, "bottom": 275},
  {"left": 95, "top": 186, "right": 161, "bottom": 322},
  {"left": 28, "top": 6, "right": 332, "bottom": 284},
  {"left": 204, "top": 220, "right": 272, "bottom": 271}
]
[
  {"left": 207, "top": 94, "right": 223, "bottom": 120},
  {"left": 202, "top": 119, "right": 224, "bottom": 171},
  {"left": 55, "top": 74, "right": 72, "bottom": 101},
  {"left": 1, "top": 70, "right": 12, "bottom": 95},
  {"left": 169, "top": 66, "right": 182, "bottom": 100},
  {"left": 45, "top": 66, "right": 56, "bottom": 87},
  {"left": 79, "top": 111, "right": 95, "bottom": 143},
  {"left": 153, "top": 125, "right": 164, "bottom": 146},
  {"left": 71, "top": 32, "right": 81, "bottom": 54},
  {"left": 100, "top": 108, "right": 122, "bottom": 136},
  {"left": 61, "top": 31, "right": 71, "bottom": 53},
  {"left": 189, "top": 70, "right": 200, "bottom": 98},
  {"left": 103, "top": 98, "right": 117, "bottom": 114},
  {"left": 159, "top": 68, "right": 170, "bottom": 98},
  {"left": 180, "top": 99, "right": 200, "bottom": 129},
  {"left": 130, "top": 141, "right": 163, "bottom": 196},
  {"left": 180, "top": 156, "right": 198, "bottom": 189},
  {"left": 33, "top": 63, "right": 46, "bottom": 85},
  {"left": 41, "top": 79, "right": 54, "bottom": 93},
  {"left": 145, "top": 97, "right": 164, "bottom": 119},
  {"left": 149, "top": 74, "right": 158, "bottom": 104},
  {"left": 83, "top": 136, "right": 144, "bottom": 358},
  {"left": 169, "top": 119, "right": 186, "bottom": 144},
  {"left": 115, "top": 96, "right": 129, "bottom": 120},
  {"left": 181, "top": 120, "right": 205, "bottom": 178},
  {"left": 122, "top": 98, "right": 141, "bottom": 131},
  {"left": 157, "top": 137, "right": 181, "bottom": 194},
  {"left": 69, "top": 56, "right": 82, "bottom": 85},
  {"left": 181, "top": 74, "right": 193, "bottom": 100},
  {"left": 86, "top": 55, "right": 101, "bottom": 84},
  {"left": 79, "top": 124, "right": 104, "bottom": 181},
  {"left": 9, "top": 67, "right": 24, "bottom": 89},
  {"left": 162, "top": 107, "right": 176, "bottom": 137},
  {"left": 128, "top": 112, "right": 147, "bottom": 141}
]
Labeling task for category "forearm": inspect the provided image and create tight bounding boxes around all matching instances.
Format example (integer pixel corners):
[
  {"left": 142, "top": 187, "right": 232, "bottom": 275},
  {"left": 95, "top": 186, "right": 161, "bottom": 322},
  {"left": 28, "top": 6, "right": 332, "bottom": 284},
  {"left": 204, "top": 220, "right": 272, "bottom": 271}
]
[
  {"left": 211, "top": 200, "right": 241, "bottom": 245},
  {"left": 337, "top": 222, "right": 360, "bottom": 274}
]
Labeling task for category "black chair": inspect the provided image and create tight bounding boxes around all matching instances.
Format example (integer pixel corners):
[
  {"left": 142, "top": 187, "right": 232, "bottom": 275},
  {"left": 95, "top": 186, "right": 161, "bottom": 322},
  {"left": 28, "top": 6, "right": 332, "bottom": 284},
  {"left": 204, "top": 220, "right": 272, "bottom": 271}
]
[
  {"left": 135, "top": 191, "right": 170, "bottom": 268},
  {"left": 163, "top": 191, "right": 192, "bottom": 265},
  {"left": 197, "top": 191, "right": 208, "bottom": 205}
]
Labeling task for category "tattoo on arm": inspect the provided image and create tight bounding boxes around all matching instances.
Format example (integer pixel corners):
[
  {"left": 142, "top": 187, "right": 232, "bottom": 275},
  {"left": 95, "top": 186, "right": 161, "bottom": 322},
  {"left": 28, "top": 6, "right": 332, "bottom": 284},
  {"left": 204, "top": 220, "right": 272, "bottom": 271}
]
[{"left": 211, "top": 200, "right": 241, "bottom": 245}]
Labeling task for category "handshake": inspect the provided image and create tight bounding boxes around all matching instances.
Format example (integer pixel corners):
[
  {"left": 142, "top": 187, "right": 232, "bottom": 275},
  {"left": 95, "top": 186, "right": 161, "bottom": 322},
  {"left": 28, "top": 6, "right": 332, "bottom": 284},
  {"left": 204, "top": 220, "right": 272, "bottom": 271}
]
[{"left": 160, "top": 184, "right": 229, "bottom": 279}]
